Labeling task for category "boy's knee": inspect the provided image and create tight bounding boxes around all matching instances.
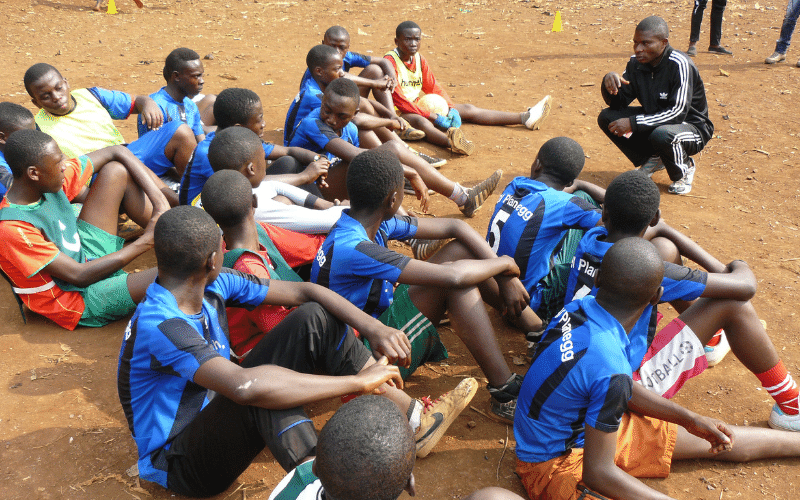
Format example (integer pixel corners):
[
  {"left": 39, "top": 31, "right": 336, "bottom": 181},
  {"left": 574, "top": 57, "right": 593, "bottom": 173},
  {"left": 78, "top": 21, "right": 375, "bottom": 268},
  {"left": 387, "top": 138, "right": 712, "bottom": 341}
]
[
  {"left": 171, "top": 123, "right": 197, "bottom": 148},
  {"left": 359, "top": 64, "right": 384, "bottom": 79}
]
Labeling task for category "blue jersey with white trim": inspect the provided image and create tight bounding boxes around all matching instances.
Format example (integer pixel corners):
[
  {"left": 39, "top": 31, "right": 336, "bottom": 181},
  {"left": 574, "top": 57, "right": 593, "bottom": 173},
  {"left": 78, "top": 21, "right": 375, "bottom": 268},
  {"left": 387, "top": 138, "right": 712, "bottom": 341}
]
[
  {"left": 486, "top": 177, "right": 601, "bottom": 310},
  {"left": 138, "top": 87, "right": 204, "bottom": 138},
  {"left": 311, "top": 210, "right": 417, "bottom": 318},
  {"left": 514, "top": 296, "right": 633, "bottom": 463},
  {"left": 565, "top": 226, "right": 708, "bottom": 368},
  {"left": 117, "top": 270, "right": 269, "bottom": 487},
  {"left": 288, "top": 108, "right": 359, "bottom": 163}
]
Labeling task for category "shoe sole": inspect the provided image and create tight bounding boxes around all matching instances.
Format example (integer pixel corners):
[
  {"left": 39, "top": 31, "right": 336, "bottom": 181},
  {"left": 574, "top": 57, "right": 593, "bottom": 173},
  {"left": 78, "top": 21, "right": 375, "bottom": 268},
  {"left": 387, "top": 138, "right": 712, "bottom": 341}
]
[
  {"left": 448, "top": 128, "right": 475, "bottom": 155},
  {"left": 416, "top": 378, "right": 479, "bottom": 458},
  {"left": 419, "top": 155, "right": 447, "bottom": 168},
  {"left": 765, "top": 55, "right": 786, "bottom": 64},
  {"left": 769, "top": 410, "right": 800, "bottom": 432},
  {"left": 461, "top": 169, "right": 503, "bottom": 217},
  {"left": 412, "top": 238, "right": 449, "bottom": 260},
  {"left": 525, "top": 95, "right": 552, "bottom": 130},
  {"left": 401, "top": 128, "right": 426, "bottom": 141}
]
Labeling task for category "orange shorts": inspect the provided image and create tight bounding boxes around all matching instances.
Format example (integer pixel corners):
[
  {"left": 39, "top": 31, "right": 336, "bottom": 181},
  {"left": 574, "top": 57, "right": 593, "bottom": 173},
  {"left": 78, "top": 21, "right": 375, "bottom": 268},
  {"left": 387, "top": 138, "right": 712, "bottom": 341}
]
[{"left": 516, "top": 413, "right": 677, "bottom": 500}]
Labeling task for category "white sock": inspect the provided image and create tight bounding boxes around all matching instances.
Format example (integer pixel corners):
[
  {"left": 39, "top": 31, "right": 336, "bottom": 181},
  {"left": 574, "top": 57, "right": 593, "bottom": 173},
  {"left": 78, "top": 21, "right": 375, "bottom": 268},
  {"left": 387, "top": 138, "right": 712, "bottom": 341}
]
[{"left": 449, "top": 183, "right": 468, "bottom": 206}]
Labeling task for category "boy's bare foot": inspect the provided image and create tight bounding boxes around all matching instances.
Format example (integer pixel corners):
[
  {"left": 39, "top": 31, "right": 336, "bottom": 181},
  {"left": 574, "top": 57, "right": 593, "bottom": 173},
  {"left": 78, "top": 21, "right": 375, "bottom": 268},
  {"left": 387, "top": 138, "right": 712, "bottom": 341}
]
[{"left": 447, "top": 127, "right": 475, "bottom": 155}]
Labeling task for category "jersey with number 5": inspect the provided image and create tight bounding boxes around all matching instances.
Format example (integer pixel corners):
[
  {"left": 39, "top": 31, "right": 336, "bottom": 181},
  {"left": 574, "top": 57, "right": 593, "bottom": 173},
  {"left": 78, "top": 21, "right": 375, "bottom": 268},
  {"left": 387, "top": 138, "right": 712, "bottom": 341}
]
[{"left": 485, "top": 176, "right": 601, "bottom": 309}]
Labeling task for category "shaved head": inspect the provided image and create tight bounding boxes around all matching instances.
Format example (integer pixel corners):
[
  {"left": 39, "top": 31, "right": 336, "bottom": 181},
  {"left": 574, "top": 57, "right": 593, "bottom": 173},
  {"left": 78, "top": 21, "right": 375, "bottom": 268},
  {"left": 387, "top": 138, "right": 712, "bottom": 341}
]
[
  {"left": 636, "top": 16, "right": 669, "bottom": 39},
  {"left": 596, "top": 238, "right": 664, "bottom": 309}
]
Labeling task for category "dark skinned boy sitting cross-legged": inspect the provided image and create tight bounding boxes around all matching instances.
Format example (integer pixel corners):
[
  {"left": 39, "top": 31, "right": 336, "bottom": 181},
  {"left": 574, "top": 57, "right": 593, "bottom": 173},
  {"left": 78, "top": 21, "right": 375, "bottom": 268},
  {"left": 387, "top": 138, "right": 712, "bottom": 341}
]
[
  {"left": 0, "top": 129, "right": 169, "bottom": 330},
  {"left": 311, "top": 148, "right": 541, "bottom": 424},
  {"left": 117, "top": 205, "right": 478, "bottom": 497}
]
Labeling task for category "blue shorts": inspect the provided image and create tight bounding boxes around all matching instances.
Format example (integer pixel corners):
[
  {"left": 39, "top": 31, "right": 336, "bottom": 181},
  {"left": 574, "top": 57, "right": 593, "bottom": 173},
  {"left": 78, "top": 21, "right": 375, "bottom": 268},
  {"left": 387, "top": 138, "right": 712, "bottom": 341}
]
[{"left": 127, "top": 119, "right": 183, "bottom": 177}]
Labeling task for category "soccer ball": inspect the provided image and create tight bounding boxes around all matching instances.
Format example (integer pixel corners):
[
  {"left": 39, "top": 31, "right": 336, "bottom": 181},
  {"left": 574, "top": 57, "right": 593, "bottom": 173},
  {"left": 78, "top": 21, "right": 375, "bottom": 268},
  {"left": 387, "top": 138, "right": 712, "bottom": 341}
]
[{"left": 416, "top": 93, "right": 449, "bottom": 117}]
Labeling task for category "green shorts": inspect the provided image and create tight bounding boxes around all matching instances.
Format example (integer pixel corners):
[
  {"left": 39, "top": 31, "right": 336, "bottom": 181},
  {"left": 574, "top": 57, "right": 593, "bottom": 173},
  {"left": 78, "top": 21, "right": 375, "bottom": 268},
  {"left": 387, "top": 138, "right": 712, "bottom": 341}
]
[
  {"left": 76, "top": 220, "right": 136, "bottom": 327},
  {"left": 375, "top": 284, "right": 448, "bottom": 380}
]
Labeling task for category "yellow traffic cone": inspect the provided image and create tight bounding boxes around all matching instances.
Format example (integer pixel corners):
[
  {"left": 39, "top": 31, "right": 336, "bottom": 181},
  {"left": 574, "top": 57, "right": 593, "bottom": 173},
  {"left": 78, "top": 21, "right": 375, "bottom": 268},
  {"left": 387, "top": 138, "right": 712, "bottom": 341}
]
[
  {"left": 552, "top": 10, "right": 562, "bottom": 32},
  {"left": 107, "top": 0, "right": 118, "bottom": 14}
]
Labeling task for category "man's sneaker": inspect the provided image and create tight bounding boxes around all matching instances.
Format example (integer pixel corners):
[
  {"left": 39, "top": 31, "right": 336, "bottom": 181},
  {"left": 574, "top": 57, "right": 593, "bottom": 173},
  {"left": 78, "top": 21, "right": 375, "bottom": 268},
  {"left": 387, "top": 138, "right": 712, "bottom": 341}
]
[
  {"left": 686, "top": 45, "right": 698, "bottom": 57},
  {"left": 668, "top": 158, "right": 696, "bottom": 195},
  {"left": 416, "top": 151, "right": 447, "bottom": 168},
  {"left": 765, "top": 51, "right": 786, "bottom": 64},
  {"left": 638, "top": 156, "right": 665, "bottom": 177},
  {"left": 487, "top": 373, "right": 523, "bottom": 425},
  {"left": 415, "top": 377, "right": 479, "bottom": 458},
  {"left": 523, "top": 95, "right": 553, "bottom": 130},
  {"left": 460, "top": 169, "right": 503, "bottom": 217},
  {"left": 704, "top": 329, "right": 731, "bottom": 366},
  {"left": 769, "top": 404, "right": 800, "bottom": 431},
  {"left": 409, "top": 238, "right": 448, "bottom": 260},
  {"left": 708, "top": 45, "right": 733, "bottom": 55},
  {"left": 447, "top": 127, "right": 475, "bottom": 155}
]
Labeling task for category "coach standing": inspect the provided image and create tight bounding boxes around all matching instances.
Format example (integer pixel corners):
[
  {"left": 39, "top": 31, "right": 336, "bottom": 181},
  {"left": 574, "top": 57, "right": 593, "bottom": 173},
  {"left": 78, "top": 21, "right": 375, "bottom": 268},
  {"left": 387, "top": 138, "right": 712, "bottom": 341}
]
[{"left": 597, "top": 16, "right": 714, "bottom": 195}]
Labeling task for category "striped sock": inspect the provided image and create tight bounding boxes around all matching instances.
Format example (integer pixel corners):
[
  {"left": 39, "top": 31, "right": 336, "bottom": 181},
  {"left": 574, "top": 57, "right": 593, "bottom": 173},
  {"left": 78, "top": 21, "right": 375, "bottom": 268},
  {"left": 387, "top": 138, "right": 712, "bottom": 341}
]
[{"left": 756, "top": 361, "right": 799, "bottom": 415}]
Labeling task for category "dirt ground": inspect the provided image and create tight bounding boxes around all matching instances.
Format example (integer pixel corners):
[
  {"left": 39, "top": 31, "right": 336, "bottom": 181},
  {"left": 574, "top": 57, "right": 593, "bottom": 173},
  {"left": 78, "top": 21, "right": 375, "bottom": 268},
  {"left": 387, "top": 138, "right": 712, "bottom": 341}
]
[{"left": 1, "top": 0, "right": 799, "bottom": 498}]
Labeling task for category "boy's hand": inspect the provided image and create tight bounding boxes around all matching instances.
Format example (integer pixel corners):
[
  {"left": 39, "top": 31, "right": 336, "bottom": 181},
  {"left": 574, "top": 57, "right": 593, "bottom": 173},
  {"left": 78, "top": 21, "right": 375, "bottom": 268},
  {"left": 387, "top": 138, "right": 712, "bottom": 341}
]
[
  {"left": 304, "top": 158, "right": 330, "bottom": 187},
  {"left": 362, "top": 324, "right": 412, "bottom": 368},
  {"left": 602, "top": 72, "right": 630, "bottom": 95},
  {"left": 684, "top": 414, "right": 734, "bottom": 454},
  {"left": 499, "top": 255, "right": 521, "bottom": 278},
  {"left": 357, "top": 357, "right": 404, "bottom": 393},
  {"left": 138, "top": 97, "right": 164, "bottom": 130},
  {"left": 497, "top": 275, "right": 531, "bottom": 318},
  {"left": 138, "top": 204, "right": 166, "bottom": 248},
  {"left": 447, "top": 108, "right": 461, "bottom": 128},
  {"left": 407, "top": 173, "right": 430, "bottom": 213},
  {"left": 374, "top": 75, "right": 394, "bottom": 92}
]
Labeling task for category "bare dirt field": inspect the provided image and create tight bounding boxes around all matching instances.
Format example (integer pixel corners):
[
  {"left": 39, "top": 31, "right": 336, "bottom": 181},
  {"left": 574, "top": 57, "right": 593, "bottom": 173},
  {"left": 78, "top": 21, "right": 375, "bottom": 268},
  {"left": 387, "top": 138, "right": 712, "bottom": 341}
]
[{"left": 1, "top": 0, "right": 799, "bottom": 498}]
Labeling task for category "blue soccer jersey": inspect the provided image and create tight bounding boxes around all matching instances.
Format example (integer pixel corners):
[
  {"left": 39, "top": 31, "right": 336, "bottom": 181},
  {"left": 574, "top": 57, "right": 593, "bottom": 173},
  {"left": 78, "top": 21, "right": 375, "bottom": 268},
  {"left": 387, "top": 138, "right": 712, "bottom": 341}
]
[
  {"left": 284, "top": 77, "right": 325, "bottom": 145},
  {"left": 298, "top": 51, "right": 372, "bottom": 89},
  {"left": 310, "top": 210, "right": 418, "bottom": 317},
  {"left": 486, "top": 177, "right": 601, "bottom": 310},
  {"left": 288, "top": 108, "right": 359, "bottom": 163},
  {"left": 117, "top": 270, "right": 270, "bottom": 488},
  {"left": 88, "top": 87, "right": 136, "bottom": 119},
  {"left": 138, "top": 87, "right": 204, "bottom": 138},
  {"left": 514, "top": 296, "right": 634, "bottom": 463},
  {"left": 179, "top": 131, "right": 276, "bottom": 205},
  {"left": 564, "top": 226, "right": 708, "bottom": 368}
]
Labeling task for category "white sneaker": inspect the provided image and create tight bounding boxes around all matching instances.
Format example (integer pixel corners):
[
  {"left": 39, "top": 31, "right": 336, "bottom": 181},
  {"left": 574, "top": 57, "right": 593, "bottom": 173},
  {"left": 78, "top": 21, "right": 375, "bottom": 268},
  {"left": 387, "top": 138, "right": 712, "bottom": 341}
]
[
  {"left": 769, "top": 404, "right": 800, "bottom": 431},
  {"left": 638, "top": 156, "right": 665, "bottom": 177},
  {"left": 523, "top": 95, "right": 552, "bottom": 130},
  {"left": 668, "top": 158, "right": 696, "bottom": 195},
  {"left": 704, "top": 329, "right": 730, "bottom": 366}
]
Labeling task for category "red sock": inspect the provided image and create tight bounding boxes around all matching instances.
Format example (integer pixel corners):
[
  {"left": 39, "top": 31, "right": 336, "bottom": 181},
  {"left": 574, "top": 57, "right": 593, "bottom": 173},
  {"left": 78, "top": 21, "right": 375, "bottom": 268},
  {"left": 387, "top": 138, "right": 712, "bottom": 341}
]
[{"left": 756, "top": 361, "right": 799, "bottom": 415}]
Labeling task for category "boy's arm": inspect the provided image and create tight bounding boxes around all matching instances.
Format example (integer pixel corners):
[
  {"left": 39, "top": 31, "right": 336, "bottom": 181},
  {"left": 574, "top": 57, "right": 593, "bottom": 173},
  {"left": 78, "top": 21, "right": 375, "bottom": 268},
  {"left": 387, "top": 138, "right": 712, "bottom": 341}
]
[
  {"left": 582, "top": 425, "right": 675, "bottom": 500},
  {"left": 352, "top": 113, "right": 401, "bottom": 131},
  {"left": 566, "top": 179, "right": 606, "bottom": 204},
  {"left": 268, "top": 145, "right": 318, "bottom": 165},
  {"left": 627, "top": 383, "right": 733, "bottom": 453},
  {"left": 369, "top": 56, "right": 399, "bottom": 89},
  {"left": 343, "top": 72, "right": 394, "bottom": 92},
  {"left": 701, "top": 260, "right": 757, "bottom": 301},
  {"left": 133, "top": 95, "right": 165, "bottom": 131},
  {"left": 194, "top": 355, "right": 403, "bottom": 409},
  {"left": 265, "top": 147, "right": 331, "bottom": 188},
  {"left": 645, "top": 219, "right": 726, "bottom": 273},
  {"left": 263, "top": 280, "right": 412, "bottom": 367},
  {"left": 411, "top": 217, "right": 529, "bottom": 313}
]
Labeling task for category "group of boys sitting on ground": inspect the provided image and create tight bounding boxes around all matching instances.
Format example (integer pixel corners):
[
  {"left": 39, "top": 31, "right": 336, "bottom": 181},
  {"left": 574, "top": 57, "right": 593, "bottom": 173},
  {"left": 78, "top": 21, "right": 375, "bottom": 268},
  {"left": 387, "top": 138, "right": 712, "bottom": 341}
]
[{"left": 0, "top": 17, "right": 798, "bottom": 500}]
